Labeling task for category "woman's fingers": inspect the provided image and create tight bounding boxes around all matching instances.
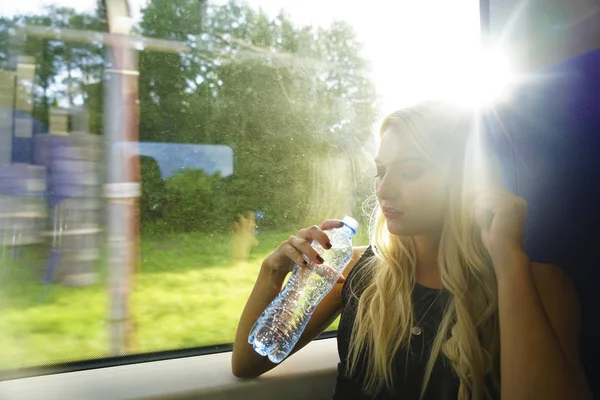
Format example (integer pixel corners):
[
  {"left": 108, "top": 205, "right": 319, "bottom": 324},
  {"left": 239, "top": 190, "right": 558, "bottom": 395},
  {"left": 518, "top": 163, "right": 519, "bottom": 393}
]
[
  {"left": 288, "top": 234, "right": 324, "bottom": 265},
  {"left": 280, "top": 240, "right": 308, "bottom": 268},
  {"left": 319, "top": 219, "right": 344, "bottom": 232},
  {"left": 281, "top": 239, "right": 346, "bottom": 283},
  {"left": 268, "top": 220, "right": 349, "bottom": 285},
  {"left": 298, "top": 223, "right": 338, "bottom": 250}
]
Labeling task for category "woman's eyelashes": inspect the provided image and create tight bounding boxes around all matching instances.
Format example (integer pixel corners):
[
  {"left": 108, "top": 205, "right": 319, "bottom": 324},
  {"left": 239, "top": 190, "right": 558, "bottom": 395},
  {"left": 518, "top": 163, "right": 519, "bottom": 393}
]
[
  {"left": 375, "top": 166, "right": 423, "bottom": 181},
  {"left": 401, "top": 167, "right": 423, "bottom": 180}
]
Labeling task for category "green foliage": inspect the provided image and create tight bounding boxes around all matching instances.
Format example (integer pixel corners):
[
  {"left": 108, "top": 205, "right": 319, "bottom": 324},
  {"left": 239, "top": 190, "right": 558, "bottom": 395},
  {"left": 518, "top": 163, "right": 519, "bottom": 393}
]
[
  {"left": 1, "top": 6, "right": 106, "bottom": 130},
  {"left": 162, "top": 169, "right": 225, "bottom": 232},
  {"left": 1, "top": 1, "right": 378, "bottom": 232},
  {"left": 0, "top": 0, "right": 380, "bottom": 368},
  {"left": 0, "top": 232, "right": 284, "bottom": 368},
  {"left": 135, "top": 1, "right": 377, "bottom": 232},
  {"left": 0, "top": 227, "right": 371, "bottom": 368}
]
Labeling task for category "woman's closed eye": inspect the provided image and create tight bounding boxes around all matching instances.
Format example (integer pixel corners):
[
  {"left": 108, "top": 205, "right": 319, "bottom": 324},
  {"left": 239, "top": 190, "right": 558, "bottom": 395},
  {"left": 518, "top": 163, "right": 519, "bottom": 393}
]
[
  {"left": 375, "top": 166, "right": 423, "bottom": 181},
  {"left": 401, "top": 166, "right": 423, "bottom": 180}
]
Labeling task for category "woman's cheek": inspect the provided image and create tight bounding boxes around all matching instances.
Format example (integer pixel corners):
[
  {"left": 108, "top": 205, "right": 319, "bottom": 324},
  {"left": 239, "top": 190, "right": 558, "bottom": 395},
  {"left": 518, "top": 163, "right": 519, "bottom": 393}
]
[{"left": 410, "top": 180, "right": 447, "bottom": 212}]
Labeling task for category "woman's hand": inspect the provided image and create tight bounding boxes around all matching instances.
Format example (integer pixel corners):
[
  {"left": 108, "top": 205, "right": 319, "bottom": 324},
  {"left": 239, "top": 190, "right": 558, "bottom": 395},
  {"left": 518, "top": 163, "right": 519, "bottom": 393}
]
[
  {"left": 471, "top": 188, "right": 528, "bottom": 267},
  {"left": 261, "top": 219, "right": 346, "bottom": 283}
]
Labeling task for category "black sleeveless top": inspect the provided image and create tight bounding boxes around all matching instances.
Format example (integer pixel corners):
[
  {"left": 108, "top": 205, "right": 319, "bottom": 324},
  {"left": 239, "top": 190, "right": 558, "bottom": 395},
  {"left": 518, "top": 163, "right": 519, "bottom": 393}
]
[{"left": 332, "top": 246, "right": 459, "bottom": 400}]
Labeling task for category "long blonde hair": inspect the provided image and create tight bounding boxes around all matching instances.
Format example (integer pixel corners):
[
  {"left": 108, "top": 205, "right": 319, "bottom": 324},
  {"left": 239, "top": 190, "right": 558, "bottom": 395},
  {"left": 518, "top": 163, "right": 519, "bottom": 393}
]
[{"left": 346, "top": 102, "right": 501, "bottom": 399}]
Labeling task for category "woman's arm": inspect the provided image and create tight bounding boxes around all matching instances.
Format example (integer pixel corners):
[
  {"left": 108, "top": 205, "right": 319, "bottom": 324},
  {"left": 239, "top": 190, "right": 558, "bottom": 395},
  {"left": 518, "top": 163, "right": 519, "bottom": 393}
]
[
  {"left": 231, "top": 244, "right": 367, "bottom": 379},
  {"left": 495, "top": 252, "right": 592, "bottom": 400},
  {"left": 231, "top": 263, "right": 341, "bottom": 379},
  {"left": 472, "top": 189, "right": 591, "bottom": 399}
]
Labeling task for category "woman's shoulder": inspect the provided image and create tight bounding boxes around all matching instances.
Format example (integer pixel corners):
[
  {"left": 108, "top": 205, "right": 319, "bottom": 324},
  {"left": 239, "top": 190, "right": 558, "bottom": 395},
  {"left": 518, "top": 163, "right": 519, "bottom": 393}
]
[
  {"left": 529, "top": 261, "right": 581, "bottom": 336},
  {"left": 352, "top": 245, "right": 371, "bottom": 260},
  {"left": 530, "top": 262, "right": 579, "bottom": 313},
  {"left": 349, "top": 245, "right": 372, "bottom": 268}
]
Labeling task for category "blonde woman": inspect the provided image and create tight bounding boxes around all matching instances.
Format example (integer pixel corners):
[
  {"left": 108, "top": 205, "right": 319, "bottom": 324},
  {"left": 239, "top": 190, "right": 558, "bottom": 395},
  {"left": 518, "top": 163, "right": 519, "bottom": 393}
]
[{"left": 232, "top": 103, "right": 592, "bottom": 399}]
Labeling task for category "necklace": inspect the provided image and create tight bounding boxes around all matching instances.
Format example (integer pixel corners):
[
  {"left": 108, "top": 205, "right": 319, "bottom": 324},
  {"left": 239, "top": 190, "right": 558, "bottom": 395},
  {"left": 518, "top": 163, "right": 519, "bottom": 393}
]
[{"left": 411, "top": 288, "right": 443, "bottom": 336}]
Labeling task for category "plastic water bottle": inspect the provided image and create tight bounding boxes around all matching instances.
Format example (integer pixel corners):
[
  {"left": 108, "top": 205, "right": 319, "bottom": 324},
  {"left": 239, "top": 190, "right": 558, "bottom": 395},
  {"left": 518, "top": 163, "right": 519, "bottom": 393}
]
[{"left": 248, "top": 216, "right": 359, "bottom": 363}]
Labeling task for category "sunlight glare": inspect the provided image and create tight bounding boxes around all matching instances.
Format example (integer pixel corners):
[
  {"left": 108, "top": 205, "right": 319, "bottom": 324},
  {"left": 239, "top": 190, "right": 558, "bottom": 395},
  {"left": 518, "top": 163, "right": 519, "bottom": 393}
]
[{"left": 436, "top": 47, "right": 514, "bottom": 108}]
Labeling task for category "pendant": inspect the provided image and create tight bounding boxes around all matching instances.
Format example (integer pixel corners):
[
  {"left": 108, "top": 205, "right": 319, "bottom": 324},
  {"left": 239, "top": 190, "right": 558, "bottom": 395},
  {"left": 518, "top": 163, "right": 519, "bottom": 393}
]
[{"left": 411, "top": 326, "right": 422, "bottom": 336}]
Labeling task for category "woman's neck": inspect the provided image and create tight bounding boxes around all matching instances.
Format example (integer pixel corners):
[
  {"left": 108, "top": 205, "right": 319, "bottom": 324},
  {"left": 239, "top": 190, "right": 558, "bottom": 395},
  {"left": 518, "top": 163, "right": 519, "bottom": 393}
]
[{"left": 413, "top": 233, "right": 443, "bottom": 289}]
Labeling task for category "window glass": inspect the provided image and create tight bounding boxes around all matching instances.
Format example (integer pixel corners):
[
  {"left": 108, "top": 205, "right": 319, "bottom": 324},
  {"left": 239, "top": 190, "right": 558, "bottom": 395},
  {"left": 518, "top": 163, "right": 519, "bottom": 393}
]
[{"left": 0, "top": 0, "right": 479, "bottom": 369}]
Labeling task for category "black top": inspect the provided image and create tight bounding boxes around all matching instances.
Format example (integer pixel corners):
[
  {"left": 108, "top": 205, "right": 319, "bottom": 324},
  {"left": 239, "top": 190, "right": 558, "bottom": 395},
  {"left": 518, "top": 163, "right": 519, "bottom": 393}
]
[{"left": 332, "top": 246, "right": 459, "bottom": 400}]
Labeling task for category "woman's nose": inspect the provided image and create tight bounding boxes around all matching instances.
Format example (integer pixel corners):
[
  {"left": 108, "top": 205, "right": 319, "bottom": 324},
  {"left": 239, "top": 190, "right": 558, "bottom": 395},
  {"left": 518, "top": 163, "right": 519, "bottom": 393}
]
[{"left": 376, "top": 175, "right": 400, "bottom": 201}]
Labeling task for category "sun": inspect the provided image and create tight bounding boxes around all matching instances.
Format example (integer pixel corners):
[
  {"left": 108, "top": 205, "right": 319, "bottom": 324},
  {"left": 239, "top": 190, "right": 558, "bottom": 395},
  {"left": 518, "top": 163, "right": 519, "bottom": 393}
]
[{"left": 436, "top": 46, "right": 514, "bottom": 108}]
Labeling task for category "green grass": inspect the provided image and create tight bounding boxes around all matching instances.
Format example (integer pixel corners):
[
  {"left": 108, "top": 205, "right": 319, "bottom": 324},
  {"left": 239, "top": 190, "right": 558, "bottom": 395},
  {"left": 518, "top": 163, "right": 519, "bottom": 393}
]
[{"left": 0, "top": 228, "right": 369, "bottom": 370}]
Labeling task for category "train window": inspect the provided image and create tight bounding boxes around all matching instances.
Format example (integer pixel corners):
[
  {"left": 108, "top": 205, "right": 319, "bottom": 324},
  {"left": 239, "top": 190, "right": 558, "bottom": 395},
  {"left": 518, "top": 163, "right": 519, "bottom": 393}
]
[{"left": 0, "top": 0, "right": 489, "bottom": 374}]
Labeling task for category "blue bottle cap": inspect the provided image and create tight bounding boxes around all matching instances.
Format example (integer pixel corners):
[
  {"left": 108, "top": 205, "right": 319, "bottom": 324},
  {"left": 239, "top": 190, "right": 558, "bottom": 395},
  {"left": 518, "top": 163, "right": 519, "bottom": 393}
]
[{"left": 341, "top": 216, "right": 359, "bottom": 235}]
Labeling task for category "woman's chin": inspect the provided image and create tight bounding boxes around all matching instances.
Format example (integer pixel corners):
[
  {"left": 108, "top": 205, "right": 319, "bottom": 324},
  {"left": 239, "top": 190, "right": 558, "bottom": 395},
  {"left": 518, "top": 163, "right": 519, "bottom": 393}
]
[{"left": 385, "top": 219, "right": 410, "bottom": 236}]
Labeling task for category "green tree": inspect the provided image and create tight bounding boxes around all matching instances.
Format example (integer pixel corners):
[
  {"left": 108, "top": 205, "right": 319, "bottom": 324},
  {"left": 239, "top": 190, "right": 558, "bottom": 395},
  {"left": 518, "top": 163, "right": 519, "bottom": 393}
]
[
  {"left": 0, "top": 6, "right": 106, "bottom": 132},
  {"left": 134, "top": 0, "right": 377, "bottom": 231},
  {"left": 0, "top": 0, "right": 378, "bottom": 232}
]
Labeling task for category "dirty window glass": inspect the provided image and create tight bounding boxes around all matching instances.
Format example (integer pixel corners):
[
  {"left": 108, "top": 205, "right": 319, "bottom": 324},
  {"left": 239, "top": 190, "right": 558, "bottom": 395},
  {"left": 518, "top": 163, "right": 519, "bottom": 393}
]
[{"left": 0, "top": 0, "right": 480, "bottom": 369}]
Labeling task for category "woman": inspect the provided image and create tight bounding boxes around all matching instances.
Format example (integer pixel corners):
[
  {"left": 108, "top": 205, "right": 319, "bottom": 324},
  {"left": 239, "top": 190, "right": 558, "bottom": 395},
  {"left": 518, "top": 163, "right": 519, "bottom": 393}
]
[{"left": 231, "top": 103, "right": 592, "bottom": 399}]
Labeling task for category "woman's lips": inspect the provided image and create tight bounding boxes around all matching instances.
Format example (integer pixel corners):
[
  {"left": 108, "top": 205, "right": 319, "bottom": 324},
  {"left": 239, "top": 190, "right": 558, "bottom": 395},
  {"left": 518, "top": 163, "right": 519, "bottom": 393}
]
[{"left": 382, "top": 207, "right": 403, "bottom": 219}]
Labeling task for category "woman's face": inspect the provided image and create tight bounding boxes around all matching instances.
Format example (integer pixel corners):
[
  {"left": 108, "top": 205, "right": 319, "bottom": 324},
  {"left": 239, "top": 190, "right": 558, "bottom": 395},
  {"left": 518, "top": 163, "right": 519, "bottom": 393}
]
[{"left": 375, "top": 127, "right": 449, "bottom": 237}]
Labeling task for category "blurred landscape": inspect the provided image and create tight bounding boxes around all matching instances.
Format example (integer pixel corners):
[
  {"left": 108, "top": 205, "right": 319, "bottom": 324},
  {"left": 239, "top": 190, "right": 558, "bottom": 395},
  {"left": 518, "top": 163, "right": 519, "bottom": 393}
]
[{"left": 0, "top": 0, "right": 376, "bottom": 369}]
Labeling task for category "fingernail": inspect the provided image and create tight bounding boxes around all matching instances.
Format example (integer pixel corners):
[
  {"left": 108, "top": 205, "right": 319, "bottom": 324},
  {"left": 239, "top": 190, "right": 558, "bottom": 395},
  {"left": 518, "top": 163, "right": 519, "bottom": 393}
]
[
  {"left": 326, "top": 242, "right": 332, "bottom": 249},
  {"left": 316, "top": 255, "right": 324, "bottom": 263}
]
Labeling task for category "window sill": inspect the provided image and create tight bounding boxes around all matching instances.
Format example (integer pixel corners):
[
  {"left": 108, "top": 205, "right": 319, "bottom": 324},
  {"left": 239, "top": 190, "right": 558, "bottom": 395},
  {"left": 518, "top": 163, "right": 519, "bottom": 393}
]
[{"left": 0, "top": 338, "right": 340, "bottom": 400}]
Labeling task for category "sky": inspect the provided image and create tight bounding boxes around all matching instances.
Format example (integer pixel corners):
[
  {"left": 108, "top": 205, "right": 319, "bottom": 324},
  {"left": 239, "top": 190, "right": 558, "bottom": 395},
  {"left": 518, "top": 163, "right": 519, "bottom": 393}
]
[
  {"left": 115, "top": 142, "right": 234, "bottom": 179},
  {"left": 1, "top": 0, "right": 481, "bottom": 113}
]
